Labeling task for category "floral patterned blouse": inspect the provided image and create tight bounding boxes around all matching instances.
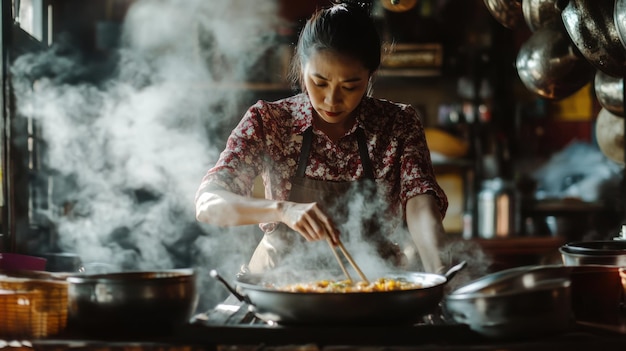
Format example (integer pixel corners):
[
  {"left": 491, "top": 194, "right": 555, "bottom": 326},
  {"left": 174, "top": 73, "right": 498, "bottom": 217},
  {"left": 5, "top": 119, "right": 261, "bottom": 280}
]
[{"left": 196, "top": 93, "right": 447, "bottom": 233}]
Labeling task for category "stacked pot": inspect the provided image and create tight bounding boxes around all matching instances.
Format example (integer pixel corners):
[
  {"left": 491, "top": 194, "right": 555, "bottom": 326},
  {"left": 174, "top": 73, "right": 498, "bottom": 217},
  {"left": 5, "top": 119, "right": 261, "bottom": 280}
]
[{"left": 558, "top": 226, "right": 626, "bottom": 327}]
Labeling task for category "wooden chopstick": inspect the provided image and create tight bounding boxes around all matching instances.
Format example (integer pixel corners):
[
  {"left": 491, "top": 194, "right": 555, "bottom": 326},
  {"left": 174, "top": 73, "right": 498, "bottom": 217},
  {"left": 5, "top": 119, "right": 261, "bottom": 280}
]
[
  {"left": 326, "top": 237, "right": 353, "bottom": 282},
  {"left": 336, "top": 240, "right": 370, "bottom": 284}
]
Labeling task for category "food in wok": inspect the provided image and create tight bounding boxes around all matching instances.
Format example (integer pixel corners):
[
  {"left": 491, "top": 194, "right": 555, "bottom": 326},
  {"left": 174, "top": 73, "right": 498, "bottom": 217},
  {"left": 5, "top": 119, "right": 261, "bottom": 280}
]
[{"left": 271, "top": 277, "right": 423, "bottom": 293}]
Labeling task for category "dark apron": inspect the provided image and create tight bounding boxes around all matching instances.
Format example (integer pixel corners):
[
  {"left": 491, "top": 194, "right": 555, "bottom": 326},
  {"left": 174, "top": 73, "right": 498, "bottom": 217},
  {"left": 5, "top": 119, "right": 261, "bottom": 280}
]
[{"left": 247, "top": 127, "right": 405, "bottom": 273}]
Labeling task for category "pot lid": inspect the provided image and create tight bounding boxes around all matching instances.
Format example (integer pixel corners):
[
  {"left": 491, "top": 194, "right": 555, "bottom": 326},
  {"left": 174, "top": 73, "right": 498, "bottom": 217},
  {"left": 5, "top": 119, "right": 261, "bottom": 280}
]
[
  {"left": 447, "top": 265, "right": 571, "bottom": 299},
  {"left": 562, "top": 241, "right": 626, "bottom": 255},
  {"left": 595, "top": 108, "right": 625, "bottom": 165}
]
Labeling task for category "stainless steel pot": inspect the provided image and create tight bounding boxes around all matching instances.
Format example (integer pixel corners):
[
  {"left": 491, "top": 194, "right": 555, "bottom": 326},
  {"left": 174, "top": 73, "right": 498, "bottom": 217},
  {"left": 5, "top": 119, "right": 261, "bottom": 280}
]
[
  {"left": 66, "top": 269, "right": 198, "bottom": 337},
  {"left": 559, "top": 238, "right": 626, "bottom": 325},
  {"left": 212, "top": 262, "right": 466, "bottom": 325},
  {"left": 446, "top": 264, "right": 626, "bottom": 337},
  {"left": 568, "top": 265, "right": 625, "bottom": 326},
  {"left": 515, "top": 20, "right": 594, "bottom": 100},
  {"left": 561, "top": 0, "right": 626, "bottom": 77},
  {"left": 445, "top": 265, "right": 572, "bottom": 339},
  {"left": 560, "top": 240, "right": 626, "bottom": 266}
]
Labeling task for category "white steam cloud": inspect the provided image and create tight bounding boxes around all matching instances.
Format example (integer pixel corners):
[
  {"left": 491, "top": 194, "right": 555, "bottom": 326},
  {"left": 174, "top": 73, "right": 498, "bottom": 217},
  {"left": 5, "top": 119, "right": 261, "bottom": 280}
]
[{"left": 11, "top": 0, "right": 283, "bottom": 308}]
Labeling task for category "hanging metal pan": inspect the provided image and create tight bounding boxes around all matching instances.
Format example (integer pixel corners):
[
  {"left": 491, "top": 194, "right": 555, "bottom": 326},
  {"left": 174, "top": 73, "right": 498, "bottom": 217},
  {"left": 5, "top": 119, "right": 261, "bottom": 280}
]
[
  {"left": 594, "top": 70, "right": 624, "bottom": 117},
  {"left": 522, "top": 0, "right": 567, "bottom": 32},
  {"left": 614, "top": 0, "right": 626, "bottom": 51},
  {"left": 483, "top": 0, "right": 526, "bottom": 30},
  {"left": 516, "top": 20, "right": 594, "bottom": 100},
  {"left": 595, "top": 108, "right": 625, "bottom": 165},
  {"left": 561, "top": 0, "right": 626, "bottom": 78}
]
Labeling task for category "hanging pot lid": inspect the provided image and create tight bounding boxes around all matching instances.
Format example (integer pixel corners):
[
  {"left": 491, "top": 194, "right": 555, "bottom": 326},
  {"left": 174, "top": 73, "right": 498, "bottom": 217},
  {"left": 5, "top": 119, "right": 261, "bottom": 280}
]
[
  {"left": 562, "top": 241, "right": 626, "bottom": 256},
  {"left": 380, "top": 0, "right": 417, "bottom": 12},
  {"left": 614, "top": 0, "right": 626, "bottom": 51},
  {"left": 595, "top": 107, "right": 625, "bottom": 165},
  {"left": 594, "top": 70, "right": 624, "bottom": 117}
]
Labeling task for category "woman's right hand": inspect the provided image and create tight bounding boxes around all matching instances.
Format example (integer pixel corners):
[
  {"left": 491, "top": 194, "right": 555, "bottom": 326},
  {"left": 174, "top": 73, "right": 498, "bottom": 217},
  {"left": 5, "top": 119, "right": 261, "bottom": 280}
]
[{"left": 278, "top": 201, "right": 340, "bottom": 244}]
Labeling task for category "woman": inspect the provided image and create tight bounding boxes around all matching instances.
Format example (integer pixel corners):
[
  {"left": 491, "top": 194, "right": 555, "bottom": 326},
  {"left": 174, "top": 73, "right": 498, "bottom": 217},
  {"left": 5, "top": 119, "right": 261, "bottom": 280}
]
[{"left": 195, "top": 1, "right": 448, "bottom": 274}]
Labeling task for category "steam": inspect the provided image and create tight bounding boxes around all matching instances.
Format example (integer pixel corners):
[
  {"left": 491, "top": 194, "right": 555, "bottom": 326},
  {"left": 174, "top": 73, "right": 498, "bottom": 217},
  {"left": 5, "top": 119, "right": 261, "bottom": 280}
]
[{"left": 11, "top": 0, "right": 282, "bottom": 307}]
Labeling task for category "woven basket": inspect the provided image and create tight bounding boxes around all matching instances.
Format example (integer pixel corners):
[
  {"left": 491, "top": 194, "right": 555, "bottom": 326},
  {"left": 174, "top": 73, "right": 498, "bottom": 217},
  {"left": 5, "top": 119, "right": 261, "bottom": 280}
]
[{"left": 0, "top": 276, "right": 69, "bottom": 338}]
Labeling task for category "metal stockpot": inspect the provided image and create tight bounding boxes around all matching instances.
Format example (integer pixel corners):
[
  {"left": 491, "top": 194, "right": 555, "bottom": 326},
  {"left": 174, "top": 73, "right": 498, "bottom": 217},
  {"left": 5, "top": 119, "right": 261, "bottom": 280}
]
[
  {"left": 445, "top": 265, "right": 573, "bottom": 339},
  {"left": 446, "top": 264, "right": 626, "bottom": 337},
  {"left": 560, "top": 240, "right": 626, "bottom": 266},
  {"left": 559, "top": 238, "right": 626, "bottom": 326},
  {"left": 66, "top": 269, "right": 198, "bottom": 337}
]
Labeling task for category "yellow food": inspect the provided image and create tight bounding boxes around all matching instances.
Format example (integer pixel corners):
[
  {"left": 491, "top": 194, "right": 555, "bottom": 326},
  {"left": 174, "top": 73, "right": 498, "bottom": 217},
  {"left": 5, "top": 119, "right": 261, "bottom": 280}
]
[{"left": 274, "top": 277, "right": 422, "bottom": 293}]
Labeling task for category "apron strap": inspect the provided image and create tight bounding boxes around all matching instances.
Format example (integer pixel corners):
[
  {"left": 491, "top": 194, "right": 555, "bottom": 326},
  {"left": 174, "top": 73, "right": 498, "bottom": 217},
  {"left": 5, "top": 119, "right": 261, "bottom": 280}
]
[
  {"left": 296, "top": 127, "right": 313, "bottom": 178},
  {"left": 295, "top": 126, "right": 375, "bottom": 180},
  {"left": 356, "top": 128, "right": 375, "bottom": 180}
]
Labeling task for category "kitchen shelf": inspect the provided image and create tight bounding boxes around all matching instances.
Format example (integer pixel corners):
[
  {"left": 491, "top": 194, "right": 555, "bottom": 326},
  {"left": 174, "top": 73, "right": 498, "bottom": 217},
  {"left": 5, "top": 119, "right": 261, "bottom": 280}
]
[
  {"left": 432, "top": 156, "right": 473, "bottom": 171},
  {"left": 524, "top": 199, "right": 607, "bottom": 214},
  {"left": 378, "top": 68, "right": 441, "bottom": 78},
  {"left": 186, "top": 81, "right": 291, "bottom": 92},
  {"left": 473, "top": 236, "right": 567, "bottom": 271}
]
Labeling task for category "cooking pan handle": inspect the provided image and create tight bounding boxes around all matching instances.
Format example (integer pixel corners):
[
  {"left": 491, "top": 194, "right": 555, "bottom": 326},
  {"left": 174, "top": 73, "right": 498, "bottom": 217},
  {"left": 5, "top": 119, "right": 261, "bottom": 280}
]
[
  {"left": 444, "top": 261, "right": 467, "bottom": 282},
  {"left": 210, "top": 269, "right": 251, "bottom": 304}
]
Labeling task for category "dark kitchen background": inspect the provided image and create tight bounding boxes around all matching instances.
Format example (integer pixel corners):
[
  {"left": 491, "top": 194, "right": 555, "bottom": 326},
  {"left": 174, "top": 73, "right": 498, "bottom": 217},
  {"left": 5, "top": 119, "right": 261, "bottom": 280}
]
[{"left": 0, "top": 0, "right": 624, "bottom": 310}]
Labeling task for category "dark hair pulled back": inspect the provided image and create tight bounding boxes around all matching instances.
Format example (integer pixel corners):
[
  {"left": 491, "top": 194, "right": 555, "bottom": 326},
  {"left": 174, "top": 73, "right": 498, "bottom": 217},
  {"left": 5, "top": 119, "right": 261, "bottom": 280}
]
[{"left": 289, "top": 1, "right": 381, "bottom": 91}]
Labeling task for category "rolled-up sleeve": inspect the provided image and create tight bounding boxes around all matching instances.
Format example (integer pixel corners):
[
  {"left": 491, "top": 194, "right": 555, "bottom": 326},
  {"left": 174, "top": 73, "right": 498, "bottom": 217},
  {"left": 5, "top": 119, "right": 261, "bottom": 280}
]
[
  {"left": 195, "top": 102, "right": 266, "bottom": 201},
  {"left": 397, "top": 105, "right": 448, "bottom": 219}
]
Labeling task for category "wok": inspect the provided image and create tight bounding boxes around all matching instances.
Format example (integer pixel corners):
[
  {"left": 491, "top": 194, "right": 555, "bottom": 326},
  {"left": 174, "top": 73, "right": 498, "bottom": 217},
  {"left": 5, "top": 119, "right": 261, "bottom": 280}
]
[{"left": 212, "top": 261, "right": 466, "bottom": 325}]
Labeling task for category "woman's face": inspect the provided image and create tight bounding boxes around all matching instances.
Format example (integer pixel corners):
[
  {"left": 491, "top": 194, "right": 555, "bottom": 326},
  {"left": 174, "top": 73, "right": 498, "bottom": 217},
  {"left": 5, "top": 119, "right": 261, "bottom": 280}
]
[{"left": 303, "top": 50, "right": 371, "bottom": 129}]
